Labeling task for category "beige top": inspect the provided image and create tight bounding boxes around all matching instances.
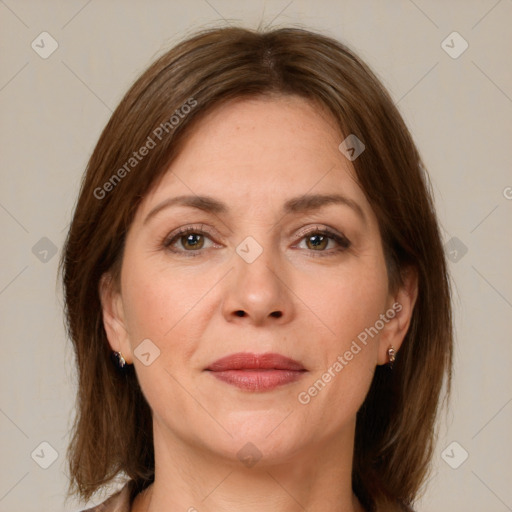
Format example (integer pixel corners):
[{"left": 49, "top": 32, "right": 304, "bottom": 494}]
[
  {"left": 79, "top": 480, "right": 415, "bottom": 511},
  {"left": 80, "top": 481, "right": 137, "bottom": 512}
]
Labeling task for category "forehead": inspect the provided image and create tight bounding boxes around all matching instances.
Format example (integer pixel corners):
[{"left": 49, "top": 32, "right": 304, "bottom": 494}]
[{"left": 136, "top": 95, "right": 370, "bottom": 222}]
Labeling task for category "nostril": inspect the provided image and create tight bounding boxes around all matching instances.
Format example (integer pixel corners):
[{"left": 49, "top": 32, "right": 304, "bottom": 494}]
[{"left": 234, "top": 310, "right": 282, "bottom": 318}]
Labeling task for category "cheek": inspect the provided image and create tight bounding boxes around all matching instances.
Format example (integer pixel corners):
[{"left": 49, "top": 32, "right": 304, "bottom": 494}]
[
  {"left": 121, "top": 254, "right": 204, "bottom": 340},
  {"left": 120, "top": 256, "right": 225, "bottom": 381},
  {"left": 296, "top": 265, "right": 387, "bottom": 427},
  {"left": 122, "top": 277, "right": 169, "bottom": 340},
  {"left": 308, "top": 258, "right": 389, "bottom": 343}
]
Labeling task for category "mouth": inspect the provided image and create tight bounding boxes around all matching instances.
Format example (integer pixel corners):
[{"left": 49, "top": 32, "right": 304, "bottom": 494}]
[{"left": 205, "top": 352, "right": 307, "bottom": 391}]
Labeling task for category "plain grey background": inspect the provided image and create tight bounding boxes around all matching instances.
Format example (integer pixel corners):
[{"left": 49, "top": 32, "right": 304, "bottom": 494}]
[{"left": 1, "top": 1, "right": 511, "bottom": 511}]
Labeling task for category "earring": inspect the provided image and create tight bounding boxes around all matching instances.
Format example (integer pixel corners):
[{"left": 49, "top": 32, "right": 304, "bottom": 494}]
[
  {"left": 387, "top": 346, "right": 396, "bottom": 369},
  {"left": 111, "top": 350, "right": 127, "bottom": 370}
]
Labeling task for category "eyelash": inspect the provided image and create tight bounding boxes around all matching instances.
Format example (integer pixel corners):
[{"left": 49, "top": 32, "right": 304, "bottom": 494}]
[{"left": 162, "top": 225, "right": 351, "bottom": 258}]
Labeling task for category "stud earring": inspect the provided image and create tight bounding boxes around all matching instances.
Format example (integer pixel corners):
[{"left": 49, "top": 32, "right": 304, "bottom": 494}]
[
  {"left": 387, "top": 346, "right": 396, "bottom": 369},
  {"left": 111, "top": 350, "right": 127, "bottom": 370}
]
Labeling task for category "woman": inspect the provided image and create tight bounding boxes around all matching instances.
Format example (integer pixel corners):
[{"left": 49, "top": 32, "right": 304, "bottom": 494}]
[{"left": 61, "top": 25, "right": 453, "bottom": 512}]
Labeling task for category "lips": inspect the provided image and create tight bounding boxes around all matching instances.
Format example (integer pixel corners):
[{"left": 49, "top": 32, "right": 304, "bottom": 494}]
[
  {"left": 206, "top": 352, "right": 306, "bottom": 372},
  {"left": 205, "top": 352, "right": 307, "bottom": 391}
]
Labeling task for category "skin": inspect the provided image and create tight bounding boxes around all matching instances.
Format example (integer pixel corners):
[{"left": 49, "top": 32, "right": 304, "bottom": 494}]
[{"left": 100, "top": 95, "right": 418, "bottom": 512}]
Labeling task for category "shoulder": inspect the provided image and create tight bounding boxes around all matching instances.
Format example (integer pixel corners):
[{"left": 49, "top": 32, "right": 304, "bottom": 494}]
[{"left": 79, "top": 480, "right": 136, "bottom": 512}]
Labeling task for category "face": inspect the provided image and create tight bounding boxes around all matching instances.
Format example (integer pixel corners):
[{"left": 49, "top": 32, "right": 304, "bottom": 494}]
[{"left": 101, "top": 95, "right": 416, "bottom": 466}]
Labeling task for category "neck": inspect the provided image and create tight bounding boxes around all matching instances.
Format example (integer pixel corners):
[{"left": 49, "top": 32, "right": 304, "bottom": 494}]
[{"left": 133, "top": 417, "right": 365, "bottom": 512}]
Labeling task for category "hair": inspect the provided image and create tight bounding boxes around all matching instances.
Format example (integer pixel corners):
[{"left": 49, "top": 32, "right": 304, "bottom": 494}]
[{"left": 61, "top": 25, "right": 453, "bottom": 511}]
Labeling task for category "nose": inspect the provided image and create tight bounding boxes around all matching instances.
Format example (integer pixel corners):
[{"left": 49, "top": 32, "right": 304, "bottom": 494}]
[{"left": 222, "top": 242, "right": 295, "bottom": 326}]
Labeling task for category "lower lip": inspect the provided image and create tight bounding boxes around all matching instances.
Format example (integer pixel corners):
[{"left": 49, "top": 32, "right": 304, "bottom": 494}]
[{"left": 207, "top": 369, "right": 306, "bottom": 391}]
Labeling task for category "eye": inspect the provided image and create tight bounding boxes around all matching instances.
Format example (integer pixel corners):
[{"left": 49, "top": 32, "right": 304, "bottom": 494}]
[
  {"left": 294, "top": 226, "right": 351, "bottom": 256},
  {"left": 162, "top": 225, "right": 351, "bottom": 258},
  {"left": 163, "top": 225, "right": 217, "bottom": 256}
]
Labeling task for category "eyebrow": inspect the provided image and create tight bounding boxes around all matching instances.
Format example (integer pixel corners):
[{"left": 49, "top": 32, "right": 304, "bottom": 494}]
[{"left": 143, "top": 193, "right": 367, "bottom": 226}]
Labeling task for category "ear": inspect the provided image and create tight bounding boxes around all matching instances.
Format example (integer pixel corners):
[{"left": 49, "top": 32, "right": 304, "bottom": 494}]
[
  {"left": 377, "top": 266, "right": 419, "bottom": 365},
  {"left": 98, "top": 272, "right": 133, "bottom": 364}
]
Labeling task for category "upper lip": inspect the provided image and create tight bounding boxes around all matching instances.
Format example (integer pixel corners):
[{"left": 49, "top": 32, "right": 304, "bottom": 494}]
[{"left": 206, "top": 352, "right": 306, "bottom": 371}]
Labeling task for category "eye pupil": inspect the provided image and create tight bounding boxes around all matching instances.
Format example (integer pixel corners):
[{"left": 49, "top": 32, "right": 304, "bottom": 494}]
[
  {"left": 183, "top": 234, "right": 203, "bottom": 249},
  {"left": 307, "top": 234, "right": 327, "bottom": 250}
]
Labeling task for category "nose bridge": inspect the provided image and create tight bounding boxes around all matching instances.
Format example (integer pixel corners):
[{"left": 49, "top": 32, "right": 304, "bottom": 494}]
[{"left": 223, "top": 231, "right": 292, "bottom": 324}]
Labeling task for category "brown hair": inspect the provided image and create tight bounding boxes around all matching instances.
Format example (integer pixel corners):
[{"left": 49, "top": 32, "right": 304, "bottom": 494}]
[{"left": 61, "top": 25, "right": 453, "bottom": 511}]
